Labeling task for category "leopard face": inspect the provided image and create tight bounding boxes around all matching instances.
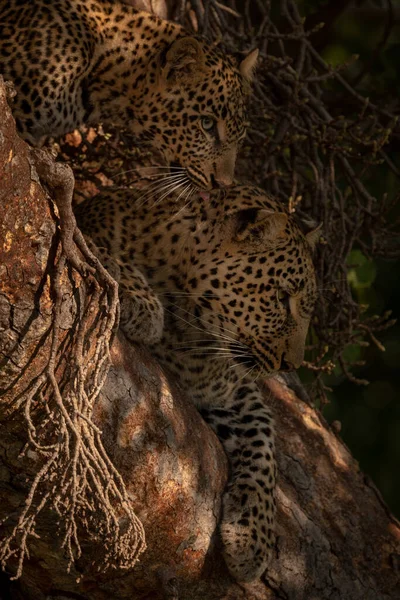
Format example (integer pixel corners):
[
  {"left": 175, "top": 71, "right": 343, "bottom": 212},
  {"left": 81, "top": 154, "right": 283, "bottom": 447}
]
[
  {"left": 76, "top": 183, "right": 317, "bottom": 377},
  {"left": 178, "top": 186, "right": 318, "bottom": 376},
  {"left": 131, "top": 38, "right": 258, "bottom": 191}
]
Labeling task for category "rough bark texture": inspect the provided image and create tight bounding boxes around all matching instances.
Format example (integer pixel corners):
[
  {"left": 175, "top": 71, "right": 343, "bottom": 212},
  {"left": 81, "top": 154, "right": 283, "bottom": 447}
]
[{"left": 0, "top": 79, "right": 399, "bottom": 600}]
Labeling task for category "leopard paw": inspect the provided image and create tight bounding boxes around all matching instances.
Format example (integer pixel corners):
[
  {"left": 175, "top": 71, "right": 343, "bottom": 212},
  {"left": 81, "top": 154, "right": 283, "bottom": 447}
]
[
  {"left": 220, "top": 484, "right": 275, "bottom": 582},
  {"left": 120, "top": 290, "right": 164, "bottom": 345}
]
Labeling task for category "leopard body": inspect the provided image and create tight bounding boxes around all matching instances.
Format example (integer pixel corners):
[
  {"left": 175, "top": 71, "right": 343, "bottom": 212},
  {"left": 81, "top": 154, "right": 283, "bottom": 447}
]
[{"left": 76, "top": 184, "right": 318, "bottom": 581}]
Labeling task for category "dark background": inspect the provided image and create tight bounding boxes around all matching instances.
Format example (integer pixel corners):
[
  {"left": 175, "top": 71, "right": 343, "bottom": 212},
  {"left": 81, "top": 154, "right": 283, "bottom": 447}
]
[{"left": 298, "top": 0, "right": 400, "bottom": 517}]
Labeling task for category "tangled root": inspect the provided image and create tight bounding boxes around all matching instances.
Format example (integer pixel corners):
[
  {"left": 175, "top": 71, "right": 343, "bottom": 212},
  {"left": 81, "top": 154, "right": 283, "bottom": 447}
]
[{"left": 0, "top": 150, "right": 145, "bottom": 579}]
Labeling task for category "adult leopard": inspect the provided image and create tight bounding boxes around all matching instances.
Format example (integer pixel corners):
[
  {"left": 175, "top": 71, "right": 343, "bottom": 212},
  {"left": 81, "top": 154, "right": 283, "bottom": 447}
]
[
  {"left": 0, "top": 0, "right": 258, "bottom": 189},
  {"left": 76, "top": 184, "right": 319, "bottom": 582}
]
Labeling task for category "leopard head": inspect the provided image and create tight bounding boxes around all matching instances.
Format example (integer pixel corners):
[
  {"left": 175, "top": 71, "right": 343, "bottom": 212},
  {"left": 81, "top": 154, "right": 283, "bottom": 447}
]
[
  {"left": 134, "top": 38, "right": 258, "bottom": 191},
  {"left": 183, "top": 186, "right": 319, "bottom": 376}
]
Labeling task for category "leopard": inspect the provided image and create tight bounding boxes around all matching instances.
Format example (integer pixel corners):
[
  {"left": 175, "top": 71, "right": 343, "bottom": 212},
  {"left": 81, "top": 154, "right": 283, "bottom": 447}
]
[
  {"left": 0, "top": 0, "right": 258, "bottom": 190},
  {"left": 75, "top": 183, "right": 319, "bottom": 582}
]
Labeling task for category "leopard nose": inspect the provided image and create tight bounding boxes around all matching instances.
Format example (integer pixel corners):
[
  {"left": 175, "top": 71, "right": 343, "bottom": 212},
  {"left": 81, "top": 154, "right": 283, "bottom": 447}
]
[{"left": 211, "top": 173, "right": 233, "bottom": 188}]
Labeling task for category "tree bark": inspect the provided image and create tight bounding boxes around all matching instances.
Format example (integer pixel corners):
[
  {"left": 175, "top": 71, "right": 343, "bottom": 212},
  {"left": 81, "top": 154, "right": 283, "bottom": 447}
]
[{"left": 0, "top": 78, "right": 399, "bottom": 600}]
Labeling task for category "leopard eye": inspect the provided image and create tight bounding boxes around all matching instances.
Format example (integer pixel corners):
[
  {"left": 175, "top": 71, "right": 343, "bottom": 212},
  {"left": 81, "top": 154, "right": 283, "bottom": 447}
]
[
  {"left": 201, "top": 116, "right": 216, "bottom": 132},
  {"left": 277, "top": 289, "right": 291, "bottom": 312}
]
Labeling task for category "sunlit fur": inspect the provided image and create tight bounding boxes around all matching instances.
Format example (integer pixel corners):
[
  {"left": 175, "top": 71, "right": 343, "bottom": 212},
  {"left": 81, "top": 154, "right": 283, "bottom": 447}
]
[
  {"left": 76, "top": 184, "right": 318, "bottom": 581},
  {"left": 0, "top": 0, "right": 256, "bottom": 189}
]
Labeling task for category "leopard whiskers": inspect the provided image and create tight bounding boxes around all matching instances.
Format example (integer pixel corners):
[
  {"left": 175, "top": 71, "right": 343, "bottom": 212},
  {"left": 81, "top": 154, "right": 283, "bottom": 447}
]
[
  {"left": 174, "top": 337, "right": 247, "bottom": 352},
  {"left": 167, "top": 302, "right": 247, "bottom": 347},
  {"left": 238, "top": 363, "right": 258, "bottom": 383},
  {"left": 134, "top": 174, "right": 189, "bottom": 208},
  {"left": 176, "top": 344, "right": 250, "bottom": 358},
  {"left": 164, "top": 305, "right": 232, "bottom": 342},
  {"left": 156, "top": 185, "right": 198, "bottom": 236},
  {"left": 151, "top": 177, "right": 190, "bottom": 207},
  {"left": 131, "top": 173, "right": 185, "bottom": 204},
  {"left": 177, "top": 350, "right": 254, "bottom": 373},
  {"left": 172, "top": 324, "right": 257, "bottom": 377},
  {"left": 174, "top": 339, "right": 245, "bottom": 349},
  {"left": 177, "top": 182, "right": 195, "bottom": 205},
  {"left": 184, "top": 185, "right": 198, "bottom": 207},
  {"left": 170, "top": 184, "right": 196, "bottom": 215},
  {"left": 165, "top": 302, "right": 261, "bottom": 376},
  {"left": 113, "top": 165, "right": 187, "bottom": 179},
  {"left": 165, "top": 303, "right": 251, "bottom": 351}
]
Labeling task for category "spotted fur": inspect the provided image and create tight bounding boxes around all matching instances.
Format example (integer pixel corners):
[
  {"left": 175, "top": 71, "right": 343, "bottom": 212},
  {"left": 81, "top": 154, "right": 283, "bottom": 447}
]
[
  {"left": 76, "top": 184, "right": 318, "bottom": 582},
  {"left": 0, "top": 0, "right": 257, "bottom": 189}
]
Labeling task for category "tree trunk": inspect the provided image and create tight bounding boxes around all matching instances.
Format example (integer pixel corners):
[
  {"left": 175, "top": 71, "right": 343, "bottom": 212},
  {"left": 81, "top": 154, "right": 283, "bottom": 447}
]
[{"left": 0, "top": 79, "right": 399, "bottom": 600}]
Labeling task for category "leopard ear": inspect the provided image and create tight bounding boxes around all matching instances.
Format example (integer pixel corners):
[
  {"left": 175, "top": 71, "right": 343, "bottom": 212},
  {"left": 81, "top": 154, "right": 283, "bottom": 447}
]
[
  {"left": 161, "top": 37, "right": 205, "bottom": 85},
  {"left": 306, "top": 222, "right": 323, "bottom": 251},
  {"left": 235, "top": 209, "right": 288, "bottom": 242},
  {"left": 239, "top": 48, "right": 259, "bottom": 82}
]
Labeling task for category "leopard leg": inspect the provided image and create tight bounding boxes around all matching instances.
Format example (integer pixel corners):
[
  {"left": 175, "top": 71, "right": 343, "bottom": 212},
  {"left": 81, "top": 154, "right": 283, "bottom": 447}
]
[
  {"left": 201, "top": 388, "right": 276, "bottom": 582},
  {"left": 117, "top": 259, "right": 164, "bottom": 344},
  {"left": 84, "top": 237, "right": 164, "bottom": 344}
]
